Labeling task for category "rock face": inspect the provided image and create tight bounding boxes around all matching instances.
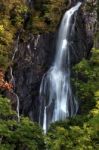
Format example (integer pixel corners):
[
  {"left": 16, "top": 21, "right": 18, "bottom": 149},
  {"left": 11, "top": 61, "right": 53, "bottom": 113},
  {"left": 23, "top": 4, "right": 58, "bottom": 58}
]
[
  {"left": 11, "top": 3, "right": 93, "bottom": 122},
  {"left": 13, "top": 33, "right": 55, "bottom": 121},
  {"left": 83, "top": 0, "right": 98, "bottom": 48}
]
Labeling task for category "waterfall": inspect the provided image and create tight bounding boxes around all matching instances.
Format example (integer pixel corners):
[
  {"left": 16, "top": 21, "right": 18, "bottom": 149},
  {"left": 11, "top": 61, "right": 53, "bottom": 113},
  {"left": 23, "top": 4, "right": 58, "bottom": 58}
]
[
  {"left": 10, "top": 36, "right": 20, "bottom": 122},
  {"left": 24, "top": 0, "right": 34, "bottom": 8},
  {"left": 34, "top": 35, "right": 40, "bottom": 50},
  {"left": 39, "top": 2, "right": 82, "bottom": 133}
]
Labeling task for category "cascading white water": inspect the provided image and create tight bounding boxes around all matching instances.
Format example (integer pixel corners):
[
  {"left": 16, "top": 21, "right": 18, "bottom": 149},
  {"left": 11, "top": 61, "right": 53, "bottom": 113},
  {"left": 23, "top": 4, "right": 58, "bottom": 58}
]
[
  {"left": 10, "top": 36, "right": 20, "bottom": 122},
  {"left": 39, "top": 2, "right": 82, "bottom": 133}
]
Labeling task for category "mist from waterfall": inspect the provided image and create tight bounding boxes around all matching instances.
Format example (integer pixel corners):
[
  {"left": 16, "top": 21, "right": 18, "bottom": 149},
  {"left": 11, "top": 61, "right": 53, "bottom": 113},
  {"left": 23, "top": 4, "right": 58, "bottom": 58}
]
[{"left": 39, "top": 2, "right": 82, "bottom": 133}]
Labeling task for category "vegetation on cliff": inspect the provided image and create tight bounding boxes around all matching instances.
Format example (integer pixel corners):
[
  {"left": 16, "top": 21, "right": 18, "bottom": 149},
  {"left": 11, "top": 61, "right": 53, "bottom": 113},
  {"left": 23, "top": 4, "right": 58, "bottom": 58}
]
[
  {"left": 0, "top": 0, "right": 99, "bottom": 150},
  {"left": 72, "top": 48, "right": 99, "bottom": 115},
  {"left": 0, "top": 0, "right": 69, "bottom": 71},
  {"left": 0, "top": 0, "right": 29, "bottom": 70},
  {"left": 0, "top": 0, "right": 98, "bottom": 70}
]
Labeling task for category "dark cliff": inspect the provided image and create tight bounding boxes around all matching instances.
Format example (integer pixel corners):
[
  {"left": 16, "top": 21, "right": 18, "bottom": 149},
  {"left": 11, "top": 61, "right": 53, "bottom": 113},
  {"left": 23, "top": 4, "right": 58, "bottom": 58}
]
[
  {"left": 8, "top": 1, "right": 93, "bottom": 122},
  {"left": 12, "top": 33, "right": 55, "bottom": 121}
]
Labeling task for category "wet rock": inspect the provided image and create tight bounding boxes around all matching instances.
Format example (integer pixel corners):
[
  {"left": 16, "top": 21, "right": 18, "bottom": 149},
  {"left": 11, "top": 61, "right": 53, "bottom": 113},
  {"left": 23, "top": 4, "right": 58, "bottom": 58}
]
[{"left": 13, "top": 33, "right": 55, "bottom": 121}]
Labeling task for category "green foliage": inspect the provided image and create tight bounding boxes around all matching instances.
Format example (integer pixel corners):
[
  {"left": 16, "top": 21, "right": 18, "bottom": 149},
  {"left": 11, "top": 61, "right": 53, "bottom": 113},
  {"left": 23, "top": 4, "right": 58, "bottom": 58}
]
[
  {"left": 45, "top": 113, "right": 99, "bottom": 150},
  {"left": 27, "top": 0, "right": 69, "bottom": 33},
  {"left": 0, "top": 96, "right": 15, "bottom": 117},
  {"left": 45, "top": 115, "right": 99, "bottom": 150},
  {"left": 0, "top": 0, "right": 28, "bottom": 70},
  {"left": 10, "top": 2, "right": 29, "bottom": 28},
  {"left": 0, "top": 95, "right": 45, "bottom": 150},
  {"left": 0, "top": 0, "right": 69, "bottom": 70},
  {"left": 41, "top": 0, "right": 68, "bottom": 31},
  {"left": 72, "top": 49, "right": 99, "bottom": 114}
]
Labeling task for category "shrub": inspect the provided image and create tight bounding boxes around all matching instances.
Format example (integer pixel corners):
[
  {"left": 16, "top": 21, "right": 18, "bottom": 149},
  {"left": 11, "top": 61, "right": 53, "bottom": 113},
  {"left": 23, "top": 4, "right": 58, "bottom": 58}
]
[{"left": 0, "top": 95, "right": 45, "bottom": 150}]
